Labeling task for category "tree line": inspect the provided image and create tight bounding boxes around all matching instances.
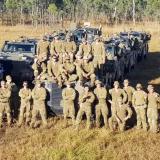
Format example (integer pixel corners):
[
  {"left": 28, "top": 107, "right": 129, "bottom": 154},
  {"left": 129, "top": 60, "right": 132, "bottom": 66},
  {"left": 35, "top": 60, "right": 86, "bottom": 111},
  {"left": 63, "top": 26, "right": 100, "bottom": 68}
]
[{"left": 0, "top": 0, "right": 160, "bottom": 26}]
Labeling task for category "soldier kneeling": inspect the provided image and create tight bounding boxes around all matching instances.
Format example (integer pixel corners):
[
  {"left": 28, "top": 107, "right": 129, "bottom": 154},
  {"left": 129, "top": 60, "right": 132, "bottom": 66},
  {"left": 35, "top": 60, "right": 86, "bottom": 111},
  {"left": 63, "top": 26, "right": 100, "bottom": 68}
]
[{"left": 109, "top": 98, "right": 132, "bottom": 132}]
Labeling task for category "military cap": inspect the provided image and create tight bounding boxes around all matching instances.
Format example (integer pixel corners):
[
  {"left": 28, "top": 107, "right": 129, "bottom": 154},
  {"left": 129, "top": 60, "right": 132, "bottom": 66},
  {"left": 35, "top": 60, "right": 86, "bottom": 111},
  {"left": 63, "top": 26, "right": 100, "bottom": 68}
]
[
  {"left": 66, "top": 81, "right": 71, "bottom": 85},
  {"left": 136, "top": 83, "right": 142, "bottom": 89},
  {"left": 114, "top": 81, "right": 119, "bottom": 86},
  {"left": 124, "top": 79, "right": 129, "bottom": 84},
  {"left": 35, "top": 80, "right": 41, "bottom": 85},
  {"left": 95, "top": 80, "right": 102, "bottom": 85},
  {"left": 66, "top": 35, "right": 71, "bottom": 40}
]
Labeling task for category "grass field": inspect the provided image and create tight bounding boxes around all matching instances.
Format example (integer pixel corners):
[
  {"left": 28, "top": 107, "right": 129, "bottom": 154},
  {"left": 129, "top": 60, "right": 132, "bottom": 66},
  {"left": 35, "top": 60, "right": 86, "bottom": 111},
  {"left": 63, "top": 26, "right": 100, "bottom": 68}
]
[{"left": 0, "top": 23, "right": 160, "bottom": 160}]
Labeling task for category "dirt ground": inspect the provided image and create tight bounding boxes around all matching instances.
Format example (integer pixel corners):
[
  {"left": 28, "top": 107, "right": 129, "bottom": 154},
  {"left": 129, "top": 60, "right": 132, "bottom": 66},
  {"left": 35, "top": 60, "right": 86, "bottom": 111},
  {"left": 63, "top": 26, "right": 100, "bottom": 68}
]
[{"left": 0, "top": 24, "right": 160, "bottom": 160}]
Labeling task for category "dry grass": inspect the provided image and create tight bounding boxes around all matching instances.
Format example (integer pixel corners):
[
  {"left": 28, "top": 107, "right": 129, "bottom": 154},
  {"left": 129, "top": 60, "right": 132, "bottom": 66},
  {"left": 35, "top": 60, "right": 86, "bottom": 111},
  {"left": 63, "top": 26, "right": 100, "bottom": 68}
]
[{"left": 0, "top": 23, "right": 160, "bottom": 160}]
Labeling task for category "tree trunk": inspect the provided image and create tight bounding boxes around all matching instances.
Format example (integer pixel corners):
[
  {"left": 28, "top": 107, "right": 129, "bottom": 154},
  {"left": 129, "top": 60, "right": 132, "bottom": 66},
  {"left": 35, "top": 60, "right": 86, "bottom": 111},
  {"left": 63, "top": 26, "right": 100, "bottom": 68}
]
[{"left": 132, "top": 0, "right": 136, "bottom": 25}]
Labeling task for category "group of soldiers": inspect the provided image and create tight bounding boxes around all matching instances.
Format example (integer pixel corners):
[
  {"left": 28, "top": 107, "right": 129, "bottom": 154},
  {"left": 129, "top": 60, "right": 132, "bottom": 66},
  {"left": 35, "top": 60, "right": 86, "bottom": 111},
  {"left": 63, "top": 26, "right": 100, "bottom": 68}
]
[
  {"left": 32, "top": 34, "right": 106, "bottom": 86},
  {"left": 0, "top": 72, "right": 160, "bottom": 133},
  {"left": 62, "top": 79, "right": 160, "bottom": 133}
]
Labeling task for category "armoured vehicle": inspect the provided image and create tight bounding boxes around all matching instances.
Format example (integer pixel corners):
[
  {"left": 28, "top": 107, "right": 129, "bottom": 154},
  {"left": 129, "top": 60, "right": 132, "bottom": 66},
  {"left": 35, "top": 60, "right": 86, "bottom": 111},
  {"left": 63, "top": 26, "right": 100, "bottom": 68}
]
[
  {"left": 0, "top": 39, "right": 37, "bottom": 81},
  {"left": 71, "top": 26, "right": 102, "bottom": 45}
]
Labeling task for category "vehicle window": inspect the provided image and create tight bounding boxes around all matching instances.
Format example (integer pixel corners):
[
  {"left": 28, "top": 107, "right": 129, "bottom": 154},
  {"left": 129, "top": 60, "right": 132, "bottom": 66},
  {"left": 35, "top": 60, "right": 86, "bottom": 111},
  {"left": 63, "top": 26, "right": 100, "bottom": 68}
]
[{"left": 3, "top": 44, "right": 35, "bottom": 53}]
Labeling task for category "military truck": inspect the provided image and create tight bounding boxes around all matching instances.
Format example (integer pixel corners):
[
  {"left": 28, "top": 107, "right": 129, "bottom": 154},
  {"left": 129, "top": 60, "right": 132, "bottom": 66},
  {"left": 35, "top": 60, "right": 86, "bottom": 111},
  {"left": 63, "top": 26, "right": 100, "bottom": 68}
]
[
  {"left": 71, "top": 26, "right": 102, "bottom": 45},
  {"left": 0, "top": 39, "right": 37, "bottom": 82}
]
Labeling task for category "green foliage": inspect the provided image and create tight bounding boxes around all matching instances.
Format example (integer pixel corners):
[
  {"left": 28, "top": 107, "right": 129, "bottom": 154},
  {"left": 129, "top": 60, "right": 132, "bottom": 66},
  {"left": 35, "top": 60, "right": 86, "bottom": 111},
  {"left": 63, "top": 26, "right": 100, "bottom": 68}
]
[
  {"left": 48, "top": 3, "right": 58, "bottom": 15},
  {"left": 5, "top": 0, "right": 18, "bottom": 10}
]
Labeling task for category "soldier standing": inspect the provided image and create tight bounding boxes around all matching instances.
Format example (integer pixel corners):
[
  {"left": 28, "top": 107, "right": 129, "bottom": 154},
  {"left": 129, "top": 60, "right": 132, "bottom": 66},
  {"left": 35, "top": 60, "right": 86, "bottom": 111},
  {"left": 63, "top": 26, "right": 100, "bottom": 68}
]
[
  {"left": 132, "top": 83, "right": 148, "bottom": 131},
  {"left": 62, "top": 81, "right": 76, "bottom": 126},
  {"left": 0, "top": 81, "right": 11, "bottom": 127},
  {"left": 109, "top": 81, "right": 127, "bottom": 108},
  {"left": 92, "top": 35, "right": 106, "bottom": 77},
  {"left": 31, "top": 81, "right": 47, "bottom": 128},
  {"left": 94, "top": 80, "right": 109, "bottom": 128},
  {"left": 6, "top": 75, "right": 19, "bottom": 119},
  {"left": 78, "top": 38, "right": 92, "bottom": 59},
  {"left": 50, "top": 36, "right": 63, "bottom": 63},
  {"left": 123, "top": 79, "right": 135, "bottom": 105},
  {"left": 36, "top": 36, "right": 50, "bottom": 78},
  {"left": 76, "top": 85, "right": 95, "bottom": 130},
  {"left": 63, "top": 35, "right": 77, "bottom": 62},
  {"left": 109, "top": 97, "right": 132, "bottom": 132},
  {"left": 18, "top": 81, "right": 32, "bottom": 127},
  {"left": 147, "top": 85, "right": 160, "bottom": 133}
]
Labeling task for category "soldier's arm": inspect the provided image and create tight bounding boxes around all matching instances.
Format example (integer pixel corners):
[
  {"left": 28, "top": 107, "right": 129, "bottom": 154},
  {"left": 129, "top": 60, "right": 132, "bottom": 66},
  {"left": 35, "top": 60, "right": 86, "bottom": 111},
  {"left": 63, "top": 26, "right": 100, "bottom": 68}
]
[
  {"left": 72, "top": 42, "right": 77, "bottom": 54},
  {"left": 122, "top": 89, "right": 128, "bottom": 103},
  {"left": 132, "top": 93, "right": 136, "bottom": 106},
  {"left": 36, "top": 42, "right": 40, "bottom": 56},
  {"left": 6, "top": 89, "right": 11, "bottom": 98},
  {"left": 101, "top": 43, "right": 106, "bottom": 63},
  {"left": 88, "top": 92, "right": 95, "bottom": 103},
  {"left": 88, "top": 44, "right": 92, "bottom": 55},
  {"left": 50, "top": 42, "right": 56, "bottom": 56},
  {"left": 78, "top": 44, "right": 83, "bottom": 55},
  {"left": 70, "top": 89, "right": 76, "bottom": 100},
  {"left": 19, "top": 89, "right": 25, "bottom": 99},
  {"left": 125, "top": 106, "right": 133, "bottom": 120},
  {"left": 27, "top": 89, "right": 32, "bottom": 100},
  {"left": 39, "top": 89, "right": 47, "bottom": 101},
  {"left": 62, "top": 89, "right": 68, "bottom": 100}
]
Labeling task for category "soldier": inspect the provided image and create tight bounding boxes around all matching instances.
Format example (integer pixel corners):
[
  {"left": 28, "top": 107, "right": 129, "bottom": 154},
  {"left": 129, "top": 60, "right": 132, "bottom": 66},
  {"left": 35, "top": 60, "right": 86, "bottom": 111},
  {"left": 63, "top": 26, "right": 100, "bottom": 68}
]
[
  {"left": 77, "top": 56, "right": 96, "bottom": 86},
  {"left": 123, "top": 79, "right": 135, "bottom": 105},
  {"left": 92, "top": 35, "right": 106, "bottom": 77},
  {"left": 59, "top": 56, "right": 78, "bottom": 85},
  {"left": 94, "top": 80, "right": 109, "bottom": 128},
  {"left": 109, "top": 97, "right": 132, "bottom": 132},
  {"left": 109, "top": 81, "right": 127, "bottom": 108},
  {"left": 62, "top": 81, "right": 76, "bottom": 126},
  {"left": 31, "top": 81, "right": 47, "bottom": 128},
  {"left": 147, "top": 85, "right": 160, "bottom": 133},
  {"left": 50, "top": 36, "right": 63, "bottom": 63},
  {"left": 36, "top": 36, "right": 50, "bottom": 76},
  {"left": 76, "top": 85, "right": 95, "bottom": 130},
  {"left": 18, "top": 81, "right": 32, "bottom": 127},
  {"left": 0, "top": 81, "right": 11, "bottom": 127},
  {"left": 63, "top": 35, "right": 77, "bottom": 62},
  {"left": 6, "top": 75, "right": 19, "bottom": 119},
  {"left": 132, "top": 83, "right": 148, "bottom": 131},
  {"left": 47, "top": 55, "right": 62, "bottom": 85},
  {"left": 78, "top": 38, "right": 92, "bottom": 59}
]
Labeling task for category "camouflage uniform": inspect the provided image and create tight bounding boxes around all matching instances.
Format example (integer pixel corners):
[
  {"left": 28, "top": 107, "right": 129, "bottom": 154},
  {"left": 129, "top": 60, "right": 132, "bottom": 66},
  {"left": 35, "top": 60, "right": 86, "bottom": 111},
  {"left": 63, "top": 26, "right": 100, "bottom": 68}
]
[
  {"left": 77, "top": 56, "right": 96, "bottom": 85},
  {"left": 132, "top": 84, "right": 147, "bottom": 130},
  {"left": 59, "top": 57, "right": 78, "bottom": 85},
  {"left": 62, "top": 82, "right": 76, "bottom": 125},
  {"left": 18, "top": 83, "right": 32, "bottom": 126},
  {"left": 6, "top": 75, "right": 19, "bottom": 118},
  {"left": 31, "top": 82, "right": 47, "bottom": 127},
  {"left": 76, "top": 86, "right": 95, "bottom": 129},
  {"left": 63, "top": 37, "right": 77, "bottom": 62},
  {"left": 78, "top": 39, "right": 92, "bottom": 59},
  {"left": 109, "top": 81, "right": 127, "bottom": 107},
  {"left": 36, "top": 39, "right": 50, "bottom": 75},
  {"left": 50, "top": 37, "right": 63, "bottom": 63},
  {"left": 147, "top": 85, "right": 160, "bottom": 133},
  {"left": 109, "top": 98, "right": 132, "bottom": 132},
  {"left": 0, "top": 81, "right": 11, "bottom": 127},
  {"left": 94, "top": 80, "right": 109, "bottom": 128},
  {"left": 92, "top": 36, "right": 106, "bottom": 77},
  {"left": 123, "top": 79, "right": 135, "bottom": 105}
]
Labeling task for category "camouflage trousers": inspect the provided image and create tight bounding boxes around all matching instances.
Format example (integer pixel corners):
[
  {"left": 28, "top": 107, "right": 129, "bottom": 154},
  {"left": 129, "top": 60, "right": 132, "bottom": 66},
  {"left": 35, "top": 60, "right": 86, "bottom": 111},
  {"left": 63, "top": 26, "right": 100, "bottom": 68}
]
[
  {"left": 0, "top": 102, "right": 11, "bottom": 126},
  {"left": 31, "top": 101, "right": 47, "bottom": 127},
  {"left": 135, "top": 106, "right": 147, "bottom": 130},
  {"left": 63, "top": 100, "right": 75, "bottom": 124},
  {"left": 147, "top": 107, "right": 158, "bottom": 133},
  {"left": 96, "top": 102, "right": 109, "bottom": 128},
  {"left": 109, "top": 116, "right": 126, "bottom": 131},
  {"left": 76, "top": 103, "right": 92, "bottom": 129},
  {"left": 18, "top": 101, "right": 31, "bottom": 126}
]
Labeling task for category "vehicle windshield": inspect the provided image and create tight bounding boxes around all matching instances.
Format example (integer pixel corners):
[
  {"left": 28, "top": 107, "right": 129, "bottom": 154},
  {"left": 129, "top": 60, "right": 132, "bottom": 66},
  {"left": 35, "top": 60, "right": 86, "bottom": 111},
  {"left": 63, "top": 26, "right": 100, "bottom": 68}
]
[{"left": 2, "top": 43, "right": 35, "bottom": 53}]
